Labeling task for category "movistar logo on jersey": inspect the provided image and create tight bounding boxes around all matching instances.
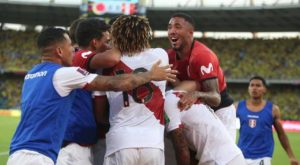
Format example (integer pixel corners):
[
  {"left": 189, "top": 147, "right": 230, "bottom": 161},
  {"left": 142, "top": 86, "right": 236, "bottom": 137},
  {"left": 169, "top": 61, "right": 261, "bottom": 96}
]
[
  {"left": 200, "top": 63, "right": 213, "bottom": 75},
  {"left": 25, "top": 71, "right": 48, "bottom": 80}
]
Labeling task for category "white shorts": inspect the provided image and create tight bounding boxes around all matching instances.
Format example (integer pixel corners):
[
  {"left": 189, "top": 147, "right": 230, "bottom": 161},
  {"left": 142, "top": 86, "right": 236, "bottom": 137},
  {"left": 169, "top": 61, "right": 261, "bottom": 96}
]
[
  {"left": 215, "top": 104, "right": 237, "bottom": 141},
  {"left": 164, "top": 91, "right": 243, "bottom": 165},
  {"left": 92, "top": 139, "right": 106, "bottom": 165},
  {"left": 103, "top": 148, "right": 164, "bottom": 165},
  {"left": 56, "top": 143, "right": 93, "bottom": 165},
  {"left": 245, "top": 157, "right": 271, "bottom": 165},
  {"left": 7, "top": 149, "right": 54, "bottom": 165}
]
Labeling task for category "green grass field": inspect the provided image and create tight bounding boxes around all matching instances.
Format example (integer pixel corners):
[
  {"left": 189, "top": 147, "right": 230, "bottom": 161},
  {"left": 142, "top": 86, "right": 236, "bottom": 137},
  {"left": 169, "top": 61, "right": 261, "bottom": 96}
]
[{"left": 0, "top": 115, "right": 299, "bottom": 164}]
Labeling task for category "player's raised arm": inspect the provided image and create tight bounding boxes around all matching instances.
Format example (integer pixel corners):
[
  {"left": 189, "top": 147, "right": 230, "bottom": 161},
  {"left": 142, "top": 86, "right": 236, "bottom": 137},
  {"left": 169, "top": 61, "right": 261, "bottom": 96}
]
[
  {"left": 86, "top": 61, "right": 177, "bottom": 91},
  {"left": 89, "top": 47, "right": 121, "bottom": 69}
]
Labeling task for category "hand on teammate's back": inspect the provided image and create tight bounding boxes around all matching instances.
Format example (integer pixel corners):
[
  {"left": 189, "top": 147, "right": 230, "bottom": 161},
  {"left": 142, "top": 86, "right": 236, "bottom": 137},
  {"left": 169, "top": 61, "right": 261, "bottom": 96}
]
[
  {"left": 149, "top": 60, "right": 178, "bottom": 82},
  {"left": 177, "top": 92, "right": 198, "bottom": 111}
]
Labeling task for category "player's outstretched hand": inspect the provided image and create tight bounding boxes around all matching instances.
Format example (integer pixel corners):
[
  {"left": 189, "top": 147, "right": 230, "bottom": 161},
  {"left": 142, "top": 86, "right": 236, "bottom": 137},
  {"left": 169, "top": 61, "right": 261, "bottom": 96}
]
[{"left": 149, "top": 60, "right": 178, "bottom": 82}]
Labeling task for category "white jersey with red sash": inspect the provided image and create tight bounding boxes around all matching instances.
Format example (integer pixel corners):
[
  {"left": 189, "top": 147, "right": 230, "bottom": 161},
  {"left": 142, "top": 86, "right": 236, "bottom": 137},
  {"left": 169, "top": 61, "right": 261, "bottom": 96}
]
[{"left": 104, "top": 48, "right": 168, "bottom": 156}]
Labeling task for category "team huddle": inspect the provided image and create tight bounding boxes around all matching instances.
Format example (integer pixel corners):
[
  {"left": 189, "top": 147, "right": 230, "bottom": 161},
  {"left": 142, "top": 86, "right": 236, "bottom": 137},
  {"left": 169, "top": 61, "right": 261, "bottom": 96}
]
[{"left": 7, "top": 13, "right": 298, "bottom": 165}]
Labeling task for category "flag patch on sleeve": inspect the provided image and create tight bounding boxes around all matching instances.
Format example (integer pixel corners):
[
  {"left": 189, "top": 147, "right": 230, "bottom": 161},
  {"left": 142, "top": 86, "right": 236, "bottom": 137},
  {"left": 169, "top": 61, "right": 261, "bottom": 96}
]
[{"left": 76, "top": 68, "right": 90, "bottom": 76}]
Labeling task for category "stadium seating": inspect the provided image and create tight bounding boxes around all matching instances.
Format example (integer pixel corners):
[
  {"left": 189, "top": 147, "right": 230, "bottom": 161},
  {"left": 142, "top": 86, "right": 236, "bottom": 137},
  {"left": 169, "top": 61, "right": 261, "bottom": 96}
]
[
  {"left": 0, "top": 30, "right": 40, "bottom": 72},
  {"left": 151, "top": 38, "right": 300, "bottom": 79},
  {"left": 0, "top": 78, "right": 22, "bottom": 109}
]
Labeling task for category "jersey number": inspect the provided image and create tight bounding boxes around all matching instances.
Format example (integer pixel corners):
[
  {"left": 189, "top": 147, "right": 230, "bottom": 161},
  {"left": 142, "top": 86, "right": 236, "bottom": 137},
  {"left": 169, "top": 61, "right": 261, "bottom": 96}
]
[{"left": 116, "top": 68, "right": 154, "bottom": 107}]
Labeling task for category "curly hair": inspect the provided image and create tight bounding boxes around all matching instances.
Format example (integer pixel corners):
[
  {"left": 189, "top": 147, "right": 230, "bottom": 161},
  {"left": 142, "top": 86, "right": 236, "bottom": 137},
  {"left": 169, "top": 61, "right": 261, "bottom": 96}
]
[{"left": 111, "top": 15, "right": 152, "bottom": 56}]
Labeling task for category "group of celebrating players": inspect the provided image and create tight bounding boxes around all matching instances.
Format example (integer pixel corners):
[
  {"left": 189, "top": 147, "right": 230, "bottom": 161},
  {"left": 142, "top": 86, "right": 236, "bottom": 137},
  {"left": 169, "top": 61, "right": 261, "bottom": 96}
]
[{"left": 7, "top": 12, "right": 298, "bottom": 165}]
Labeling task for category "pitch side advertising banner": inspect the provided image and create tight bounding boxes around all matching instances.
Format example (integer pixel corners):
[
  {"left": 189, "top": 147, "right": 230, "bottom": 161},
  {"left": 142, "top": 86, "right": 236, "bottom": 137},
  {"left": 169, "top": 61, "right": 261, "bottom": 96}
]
[{"left": 280, "top": 120, "right": 300, "bottom": 132}]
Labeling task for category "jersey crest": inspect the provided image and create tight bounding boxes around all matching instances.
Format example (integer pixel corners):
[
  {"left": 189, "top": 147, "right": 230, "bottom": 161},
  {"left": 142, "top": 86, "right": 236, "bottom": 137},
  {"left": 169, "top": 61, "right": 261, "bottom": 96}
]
[
  {"left": 200, "top": 62, "right": 213, "bottom": 75},
  {"left": 249, "top": 119, "right": 257, "bottom": 128}
]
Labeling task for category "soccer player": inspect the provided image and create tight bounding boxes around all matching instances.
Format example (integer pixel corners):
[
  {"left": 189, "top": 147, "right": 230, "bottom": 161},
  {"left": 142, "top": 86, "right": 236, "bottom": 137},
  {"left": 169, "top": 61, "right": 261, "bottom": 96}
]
[
  {"left": 167, "top": 12, "right": 236, "bottom": 139},
  {"left": 236, "top": 76, "right": 299, "bottom": 165},
  {"left": 7, "top": 27, "right": 177, "bottom": 165},
  {"left": 56, "top": 18, "right": 118, "bottom": 165},
  {"left": 101, "top": 15, "right": 169, "bottom": 165},
  {"left": 165, "top": 81, "right": 246, "bottom": 165},
  {"left": 166, "top": 12, "right": 236, "bottom": 165}
]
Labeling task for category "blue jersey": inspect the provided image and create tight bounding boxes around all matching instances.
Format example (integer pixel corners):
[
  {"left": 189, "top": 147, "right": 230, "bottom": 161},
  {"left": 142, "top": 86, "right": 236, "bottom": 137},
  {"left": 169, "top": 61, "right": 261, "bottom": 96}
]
[
  {"left": 63, "top": 49, "right": 98, "bottom": 145},
  {"left": 63, "top": 89, "right": 98, "bottom": 144},
  {"left": 237, "top": 100, "right": 274, "bottom": 159},
  {"left": 10, "top": 62, "right": 75, "bottom": 163}
]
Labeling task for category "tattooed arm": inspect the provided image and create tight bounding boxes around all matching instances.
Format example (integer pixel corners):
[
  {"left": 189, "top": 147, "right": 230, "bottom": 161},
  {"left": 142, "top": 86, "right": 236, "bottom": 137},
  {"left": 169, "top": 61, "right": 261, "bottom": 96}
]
[
  {"left": 178, "top": 78, "right": 221, "bottom": 110},
  {"left": 86, "top": 60, "right": 177, "bottom": 91},
  {"left": 170, "top": 128, "right": 190, "bottom": 165}
]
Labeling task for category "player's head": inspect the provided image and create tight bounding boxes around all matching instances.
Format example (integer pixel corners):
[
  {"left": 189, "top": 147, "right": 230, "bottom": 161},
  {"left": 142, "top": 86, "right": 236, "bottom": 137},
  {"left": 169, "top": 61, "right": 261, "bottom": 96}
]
[
  {"left": 76, "top": 17, "right": 111, "bottom": 53},
  {"left": 69, "top": 18, "right": 85, "bottom": 47},
  {"left": 167, "top": 12, "right": 195, "bottom": 51},
  {"left": 37, "top": 27, "right": 74, "bottom": 66},
  {"left": 248, "top": 76, "right": 267, "bottom": 99},
  {"left": 111, "top": 15, "right": 152, "bottom": 56}
]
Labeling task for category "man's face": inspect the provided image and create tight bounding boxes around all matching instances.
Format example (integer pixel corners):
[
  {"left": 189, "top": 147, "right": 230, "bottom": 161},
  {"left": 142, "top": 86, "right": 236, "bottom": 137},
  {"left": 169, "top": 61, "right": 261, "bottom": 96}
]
[
  {"left": 59, "top": 33, "right": 74, "bottom": 66},
  {"left": 167, "top": 17, "right": 193, "bottom": 51},
  {"left": 248, "top": 79, "right": 266, "bottom": 99},
  {"left": 95, "top": 31, "right": 111, "bottom": 53}
]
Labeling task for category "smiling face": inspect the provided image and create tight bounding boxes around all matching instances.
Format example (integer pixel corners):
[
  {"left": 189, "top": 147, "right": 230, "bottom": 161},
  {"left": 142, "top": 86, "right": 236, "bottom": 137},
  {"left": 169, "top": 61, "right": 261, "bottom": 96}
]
[{"left": 167, "top": 17, "right": 194, "bottom": 51}]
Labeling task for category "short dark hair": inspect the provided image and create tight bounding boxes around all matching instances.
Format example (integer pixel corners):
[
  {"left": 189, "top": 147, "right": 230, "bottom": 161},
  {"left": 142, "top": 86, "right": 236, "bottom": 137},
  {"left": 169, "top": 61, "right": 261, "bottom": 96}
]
[
  {"left": 171, "top": 12, "right": 195, "bottom": 28},
  {"left": 249, "top": 76, "right": 267, "bottom": 87},
  {"left": 37, "top": 27, "right": 67, "bottom": 49},
  {"left": 108, "top": 15, "right": 120, "bottom": 25},
  {"left": 76, "top": 17, "right": 110, "bottom": 47},
  {"left": 69, "top": 18, "right": 85, "bottom": 44}
]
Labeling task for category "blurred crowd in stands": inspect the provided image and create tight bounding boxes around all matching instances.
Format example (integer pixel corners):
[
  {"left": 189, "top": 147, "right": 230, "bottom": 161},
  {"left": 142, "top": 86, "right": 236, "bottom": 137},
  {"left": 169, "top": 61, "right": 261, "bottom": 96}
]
[
  {"left": 0, "top": 30, "right": 39, "bottom": 72},
  {"left": 151, "top": 38, "right": 300, "bottom": 79},
  {"left": 0, "top": 30, "right": 299, "bottom": 120},
  {"left": 0, "top": 78, "right": 22, "bottom": 109}
]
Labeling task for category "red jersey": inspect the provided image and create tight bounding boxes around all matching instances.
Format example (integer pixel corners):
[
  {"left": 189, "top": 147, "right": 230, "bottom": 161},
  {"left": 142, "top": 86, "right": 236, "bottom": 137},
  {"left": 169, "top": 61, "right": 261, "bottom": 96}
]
[
  {"left": 168, "top": 40, "right": 227, "bottom": 92},
  {"left": 72, "top": 49, "right": 97, "bottom": 71}
]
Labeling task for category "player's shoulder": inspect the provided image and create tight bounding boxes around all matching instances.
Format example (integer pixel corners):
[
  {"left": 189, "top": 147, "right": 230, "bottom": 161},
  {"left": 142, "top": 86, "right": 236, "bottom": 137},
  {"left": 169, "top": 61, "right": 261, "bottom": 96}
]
[
  {"left": 190, "top": 41, "right": 219, "bottom": 66},
  {"left": 192, "top": 41, "right": 215, "bottom": 57},
  {"left": 147, "top": 48, "right": 169, "bottom": 63},
  {"left": 166, "top": 48, "right": 175, "bottom": 56},
  {"left": 56, "top": 66, "right": 78, "bottom": 73},
  {"left": 149, "top": 48, "right": 168, "bottom": 55},
  {"left": 74, "top": 49, "right": 96, "bottom": 59},
  {"left": 271, "top": 103, "right": 280, "bottom": 112},
  {"left": 165, "top": 90, "right": 179, "bottom": 100}
]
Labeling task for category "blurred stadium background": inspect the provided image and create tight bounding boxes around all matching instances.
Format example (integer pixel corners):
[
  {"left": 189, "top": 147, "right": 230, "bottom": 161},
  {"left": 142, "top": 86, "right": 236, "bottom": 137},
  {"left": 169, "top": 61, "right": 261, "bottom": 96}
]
[{"left": 0, "top": 0, "right": 299, "bottom": 164}]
